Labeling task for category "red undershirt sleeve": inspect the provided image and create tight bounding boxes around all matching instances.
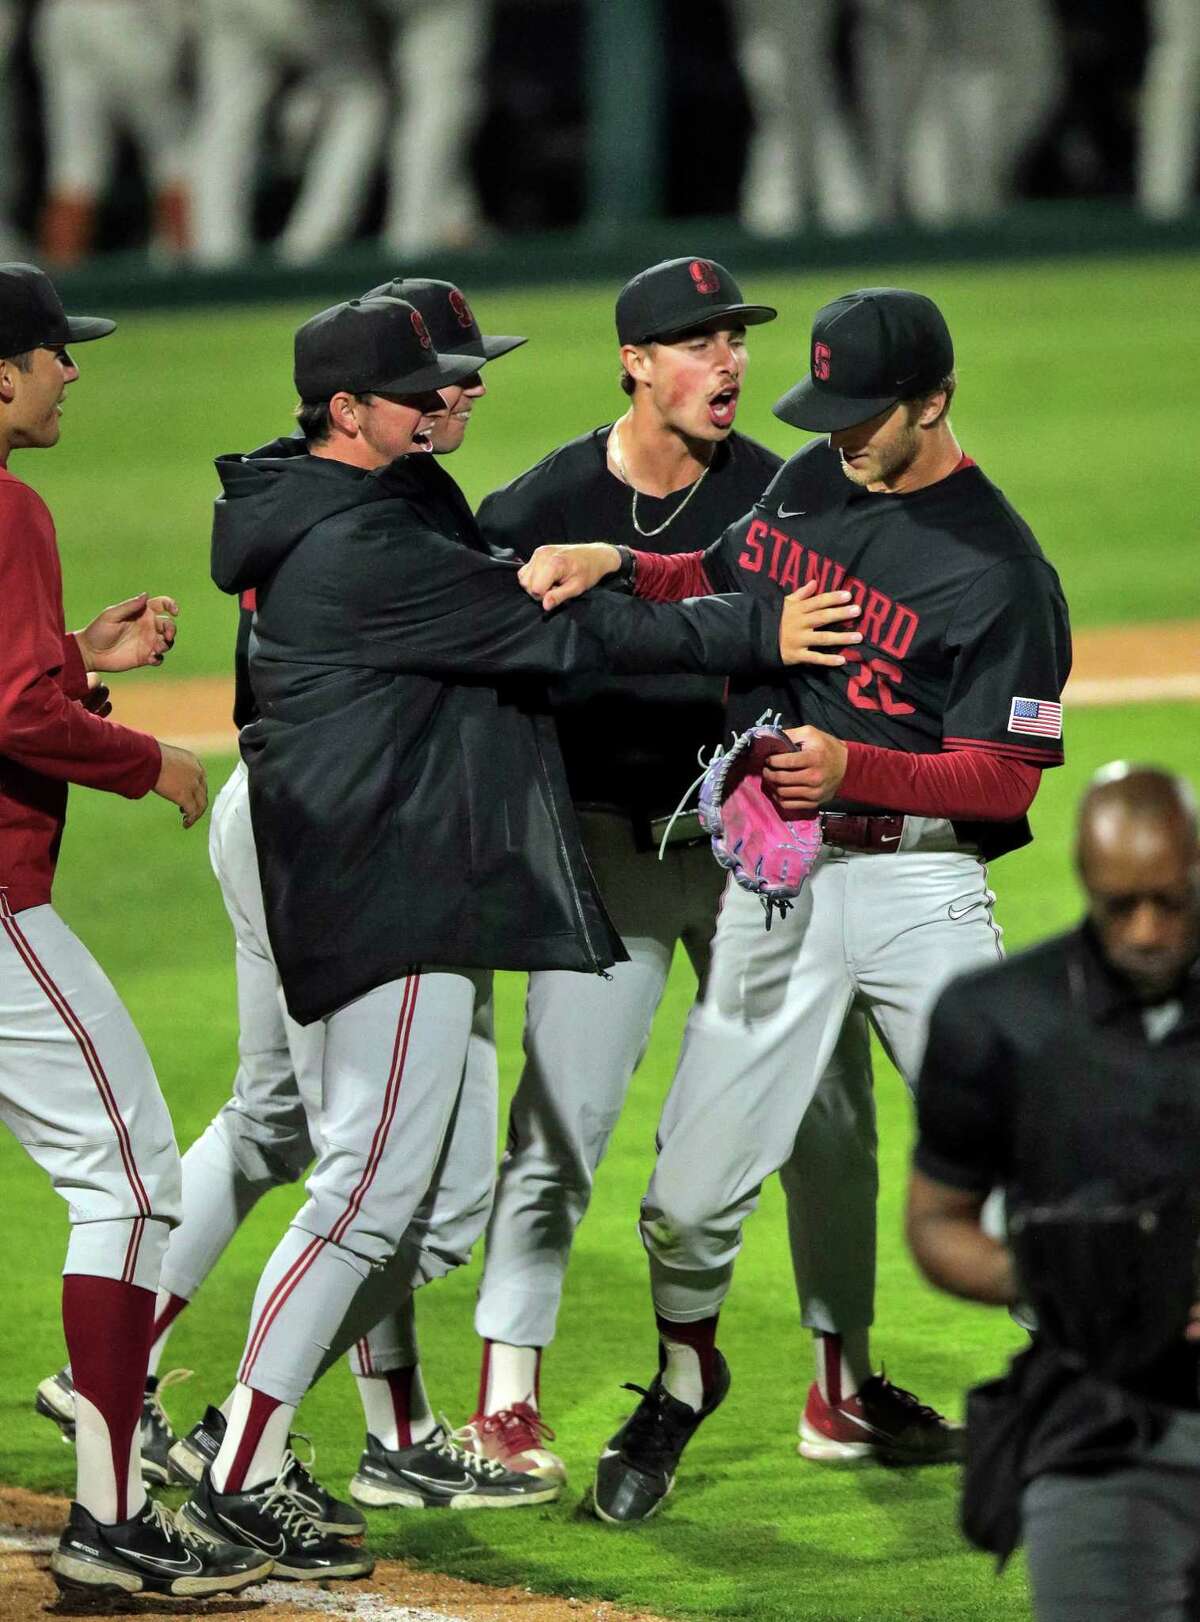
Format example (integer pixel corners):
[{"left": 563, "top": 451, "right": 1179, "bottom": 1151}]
[
  {"left": 839, "top": 743, "right": 1040, "bottom": 821},
  {"left": 631, "top": 549, "right": 714, "bottom": 602}
]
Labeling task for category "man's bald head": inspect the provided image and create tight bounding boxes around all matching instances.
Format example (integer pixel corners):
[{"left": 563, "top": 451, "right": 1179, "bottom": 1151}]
[{"left": 1076, "top": 764, "right": 1199, "bottom": 1001}]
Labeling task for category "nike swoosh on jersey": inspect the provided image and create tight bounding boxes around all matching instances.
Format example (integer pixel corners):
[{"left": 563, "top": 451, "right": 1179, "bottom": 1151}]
[
  {"left": 112, "top": 1547, "right": 204, "bottom": 1575},
  {"left": 777, "top": 505, "right": 808, "bottom": 519},
  {"left": 880, "top": 834, "right": 902, "bottom": 843},
  {"left": 947, "top": 900, "right": 982, "bottom": 919},
  {"left": 406, "top": 1471, "right": 477, "bottom": 1495}
]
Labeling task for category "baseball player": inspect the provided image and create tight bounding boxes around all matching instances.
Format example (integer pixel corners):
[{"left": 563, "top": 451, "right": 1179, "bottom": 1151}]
[
  {"left": 37, "top": 279, "right": 539, "bottom": 1520},
  {"left": 32, "top": 0, "right": 190, "bottom": 264},
  {"left": 0, "top": 262, "right": 270, "bottom": 1598},
  {"left": 172, "top": 294, "right": 828, "bottom": 1574},
  {"left": 520, "top": 286, "right": 1071, "bottom": 1522},
  {"left": 190, "top": 0, "right": 387, "bottom": 266},
  {"left": 458, "top": 257, "right": 928, "bottom": 1487}
]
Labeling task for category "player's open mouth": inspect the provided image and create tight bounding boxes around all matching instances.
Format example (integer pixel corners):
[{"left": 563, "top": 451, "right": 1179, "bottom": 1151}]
[
  {"left": 708, "top": 388, "right": 738, "bottom": 428},
  {"left": 410, "top": 430, "right": 433, "bottom": 451}
]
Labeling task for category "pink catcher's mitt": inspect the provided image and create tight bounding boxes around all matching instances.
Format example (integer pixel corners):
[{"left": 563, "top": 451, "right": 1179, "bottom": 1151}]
[{"left": 697, "top": 725, "right": 823, "bottom": 923}]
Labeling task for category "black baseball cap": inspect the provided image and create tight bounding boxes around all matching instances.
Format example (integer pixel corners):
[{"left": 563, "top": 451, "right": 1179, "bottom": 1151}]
[
  {"left": 0, "top": 261, "right": 115, "bottom": 357},
  {"left": 773, "top": 288, "right": 954, "bottom": 433},
  {"left": 616, "top": 256, "right": 777, "bottom": 345},
  {"left": 363, "top": 278, "right": 526, "bottom": 362},
  {"left": 294, "top": 297, "right": 487, "bottom": 400}
]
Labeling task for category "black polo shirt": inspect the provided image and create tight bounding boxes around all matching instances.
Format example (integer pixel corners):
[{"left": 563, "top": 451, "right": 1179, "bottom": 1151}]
[{"left": 915, "top": 924, "right": 1200, "bottom": 1407}]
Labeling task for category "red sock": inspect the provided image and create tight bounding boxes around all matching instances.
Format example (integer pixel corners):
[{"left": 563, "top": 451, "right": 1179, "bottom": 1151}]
[
  {"left": 222, "top": 1388, "right": 285, "bottom": 1493},
  {"left": 384, "top": 1367, "right": 417, "bottom": 1448},
  {"left": 62, "top": 1274, "right": 155, "bottom": 1522},
  {"left": 150, "top": 1291, "right": 188, "bottom": 1348},
  {"left": 655, "top": 1312, "right": 720, "bottom": 1397}
]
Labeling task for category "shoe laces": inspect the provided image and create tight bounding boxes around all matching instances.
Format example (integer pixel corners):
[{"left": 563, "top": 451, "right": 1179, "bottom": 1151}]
[
  {"left": 616, "top": 1380, "right": 690, "bottom": 1468},
  {"left": 141, "top": 1496, "right": 204, "bottom": 1555},
  {"left": 475, "top": 1402, "right": 557, "bottom": 1456},
  {"left": 143, "top": 1367, "right": 191, "bottom": 1438},
  {"left": 861, "top": 1371, "right": 943, "bottom": 1427},
  {"left": 442, "top": 1418, "right": 516, "bottom": 1481},
  {"left": 281, "top": 1432, "right": 325, "bottom": 1503},
  {"left": 251, "top": 1471, "right": 328, "bottom": 1549}
]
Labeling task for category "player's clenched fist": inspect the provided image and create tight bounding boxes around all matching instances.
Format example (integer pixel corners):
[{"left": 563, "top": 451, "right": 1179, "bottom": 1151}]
[
  {"left": 777, "top": 581, "right": 862, "bottom": 665},
  {"left": 518, "top": 542, "right": 620, "bottom": 610},
  {"left": 762, "top": 725, "right": 848, "bottom": 809},
  {"left": 153, "top": 742, "right": 207, "bottom": 828}
]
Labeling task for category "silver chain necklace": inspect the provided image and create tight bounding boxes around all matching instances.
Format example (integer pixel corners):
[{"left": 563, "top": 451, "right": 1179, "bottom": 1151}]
[{"left": 608, "top": 422, "right": 712, "bottom": 539}]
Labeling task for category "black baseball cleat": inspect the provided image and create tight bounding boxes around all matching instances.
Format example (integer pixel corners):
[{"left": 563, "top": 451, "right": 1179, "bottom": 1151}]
[
  {"left": 349, "top": 1425, "right": 562, "bottom": 1510},
  {"left": 168, "top": 1404, "right": 365, "bottom": 1535},
  {"left": 50, "top": 1496, "right": 272, "bottom": 1598},
  {"left": 36, "top": 1365, "right": 189, "bottom": 1486},
  {"left": 593, "top": 1353, "right": 731, "bottom": 1526},
  {"left": 179, "top": 1464, "right": 375, "bottom": 1581}
]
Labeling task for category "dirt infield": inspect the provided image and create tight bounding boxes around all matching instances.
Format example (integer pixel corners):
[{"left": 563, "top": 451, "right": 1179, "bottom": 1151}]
[
  {"left": 110, "top": 622, "right": 1200, "bottom": 754},
  {"left": 0, "top": 1488, "right": 669, "bottom": 1622}
]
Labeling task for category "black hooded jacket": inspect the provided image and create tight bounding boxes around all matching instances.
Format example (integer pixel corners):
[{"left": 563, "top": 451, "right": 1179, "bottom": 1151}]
[{"left": 211, "top": 438, "right": 785, "bottom": 1023}]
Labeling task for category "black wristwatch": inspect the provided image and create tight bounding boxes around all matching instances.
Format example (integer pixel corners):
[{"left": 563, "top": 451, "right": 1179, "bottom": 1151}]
[{"left": 612, "top": 544, "right": 637, "bottom": 593}]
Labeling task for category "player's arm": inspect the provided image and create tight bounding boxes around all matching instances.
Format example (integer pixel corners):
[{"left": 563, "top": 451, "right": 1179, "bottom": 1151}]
[
  {"left": 765, "top": 556, "right": 1071, "bottom": 815},
  {"left": 0, "top": 514, "right": 162, "bottom": 798},
  {"left": 905, "top": 981, "right": 1017, "bottom": 1308},
  {"left": 298, "top": 517, "right": 809, "bottom": 680}
]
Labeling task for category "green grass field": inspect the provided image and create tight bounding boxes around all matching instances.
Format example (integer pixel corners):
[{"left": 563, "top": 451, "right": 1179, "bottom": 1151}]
[{"left": 1, "top": 252, "right": 1198, "bottom": 1620}]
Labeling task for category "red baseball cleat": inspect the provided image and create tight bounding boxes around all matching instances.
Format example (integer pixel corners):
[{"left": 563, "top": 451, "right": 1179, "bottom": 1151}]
[
  {"left": 459, "top": 1402, "right": 567, "bottom": 1484},
  {"left": 798, "top": 1373, "right": 964, "bottom": 1464}
]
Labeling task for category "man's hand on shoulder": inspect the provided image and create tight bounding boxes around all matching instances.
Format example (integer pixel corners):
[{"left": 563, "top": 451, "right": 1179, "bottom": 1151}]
[
  {"left": 75, "top": 593, "right": 178, "bottom": 673},
  {"left": 762, "top": 725, "right": 848, "bottom": 809},
  {"left": 517, "top": 543, "right": 620, "bottom": 610}
]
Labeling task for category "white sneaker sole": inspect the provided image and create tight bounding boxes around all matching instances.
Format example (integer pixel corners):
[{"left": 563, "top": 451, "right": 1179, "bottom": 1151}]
[
  {"left": 350, "top": 1473, "right": 560, "bottom": 1511},
  {"left": 797, "top": 1421, "right": 876, "bottom": 1462},
  {"left": 50, "top": 1549, "right": 273, "bottom": 1598}
]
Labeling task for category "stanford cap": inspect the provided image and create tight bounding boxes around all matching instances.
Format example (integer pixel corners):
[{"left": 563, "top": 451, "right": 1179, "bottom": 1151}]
[
  {"left": 0, "top": 262, "right": 115, "bottom": 357},
  {"left": 363, "top": 278, "right": 526, "bottom": 362},
  {"left": 294, "top": 297, "right": 486, "bottom": 400},
  {"left": 773, "top": 288, "right": 954, "bottom": 433},
  {"left": 616, "top": 257, "right": 777, "bottom": 345}
]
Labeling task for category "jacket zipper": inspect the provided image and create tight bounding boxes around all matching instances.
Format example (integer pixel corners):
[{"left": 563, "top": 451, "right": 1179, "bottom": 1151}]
[{"left": 533, "top": 733, "right": 607, "bottom": 975}]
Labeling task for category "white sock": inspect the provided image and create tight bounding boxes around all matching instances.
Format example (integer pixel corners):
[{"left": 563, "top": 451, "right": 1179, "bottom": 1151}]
[
  {"left": 145, "top": 1288, "right": 182, "bottom": 1379},
  {"left": 355, "top": 1365, "right": 437, "bottom": 1450},
  {"left": 74, "top": 1391, "right": 147, "bottom": 1526},
  {"left": 483, "top": 1343, "right": 540, "bottom": 1413},
  {"left": 210, "top": 1383, "right": 295, "bottom": 1495},
  {"left": 659, "top": 1337, "right": 704, "bottom": 1413},
  {"left": 813, "top": 1329, "right": 872, "bottom": 1404}
]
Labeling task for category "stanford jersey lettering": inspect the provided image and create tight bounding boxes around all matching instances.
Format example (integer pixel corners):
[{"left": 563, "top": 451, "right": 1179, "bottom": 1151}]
[{"left": 737, "top": 516, "right": 919, "bottom": 660}]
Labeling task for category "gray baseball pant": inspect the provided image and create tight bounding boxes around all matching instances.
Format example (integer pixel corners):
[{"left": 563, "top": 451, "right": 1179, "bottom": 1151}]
[
  {"left": 0, "top": 896, "right": 180, "bottom": 1291},
  {"left": 642, "top": 826, "right": 1004, "bottom": 1321},
  {"left": 236, "top": 966, "right": 492, "bottom": 1406},
  {"left": 474, "top": 810, "right": 879, "bottom": 1349},
  {"left": 161, "top": 763, "right": 494, "bottom": 1384}
]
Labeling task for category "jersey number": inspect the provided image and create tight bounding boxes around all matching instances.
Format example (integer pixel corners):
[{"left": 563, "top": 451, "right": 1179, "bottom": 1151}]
[{"left": 845, "top": 650, "right": 914, "bottom": 716}]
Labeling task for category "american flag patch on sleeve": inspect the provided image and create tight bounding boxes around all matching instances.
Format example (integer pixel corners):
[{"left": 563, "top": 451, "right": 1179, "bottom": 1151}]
[{"left": 1008, "top": 696, "right": 1063, "bottom": 738}]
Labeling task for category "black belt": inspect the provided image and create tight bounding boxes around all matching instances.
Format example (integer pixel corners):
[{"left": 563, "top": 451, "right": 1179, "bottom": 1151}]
[{"left": 821, "top": 813, "right": 905, "bottom": 852}]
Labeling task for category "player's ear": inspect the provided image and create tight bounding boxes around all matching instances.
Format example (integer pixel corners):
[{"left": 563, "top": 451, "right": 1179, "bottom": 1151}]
[
  {"left": 0, "top": 362, "right": 17, "bottom": 402},
  {"left": 327, "top": 391, "right": 360, "bottom": 435},
  {"left": 916, "top": 389, "right": 949, "bottom": 429},
  {"left": 619, "top": 343, "right": 652, "bottom": 388}
]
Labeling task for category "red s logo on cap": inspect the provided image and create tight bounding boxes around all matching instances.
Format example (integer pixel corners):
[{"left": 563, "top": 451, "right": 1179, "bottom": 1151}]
[
  {"left": 448, "top": 289, "right": 474, "bottom": 330},
  {"left": 814, "top": 341, "right": 832, "bottom": 381},
  {"left": 689, "top": 260, "right": 721, "bottom": 296},
  {"left": 411, "top": 310, "right": 433, "bottom": 350}
]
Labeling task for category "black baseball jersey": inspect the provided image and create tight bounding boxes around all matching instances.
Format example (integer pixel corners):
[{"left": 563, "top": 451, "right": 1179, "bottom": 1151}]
[
  {"left": 703, "top": 439, "right": 1072, "bottom": 858},
  {"left": 477, "top": 426, "right": 782, "bottom": 822}
]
